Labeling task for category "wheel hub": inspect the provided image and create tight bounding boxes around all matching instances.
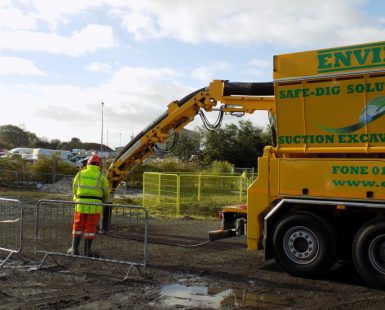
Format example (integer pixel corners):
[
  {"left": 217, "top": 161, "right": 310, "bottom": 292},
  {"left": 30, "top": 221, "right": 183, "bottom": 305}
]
[
  {"left": 368, "top": 234, "right": 385, "bottom": 275},
  {"left": 283, "top": 226, "right": 319, "bottom": 265}
]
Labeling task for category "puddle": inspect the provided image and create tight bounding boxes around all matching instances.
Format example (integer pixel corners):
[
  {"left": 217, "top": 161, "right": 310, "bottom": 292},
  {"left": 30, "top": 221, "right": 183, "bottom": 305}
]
[{"left": 150, "top": 284, "right": 289, "bottom": 309}]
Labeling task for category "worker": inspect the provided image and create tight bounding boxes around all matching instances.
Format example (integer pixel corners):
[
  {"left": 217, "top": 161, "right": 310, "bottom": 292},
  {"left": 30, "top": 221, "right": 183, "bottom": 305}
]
[
  {"left": 241, "top": 171, "right": 248, "bottom": 189},
  {"left": 67, "top": 153, "right": 110, "bottom": 256}
]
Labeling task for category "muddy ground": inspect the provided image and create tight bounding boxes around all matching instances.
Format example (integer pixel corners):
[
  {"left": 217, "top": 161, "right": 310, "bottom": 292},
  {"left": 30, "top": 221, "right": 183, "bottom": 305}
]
[{"left": 1, "top": 194, "right": 385, "bottom": 309}]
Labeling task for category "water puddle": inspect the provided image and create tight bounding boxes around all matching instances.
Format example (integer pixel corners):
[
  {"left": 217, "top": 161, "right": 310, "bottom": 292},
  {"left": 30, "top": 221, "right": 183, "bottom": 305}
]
[{"left": 150, "top": 283, "right": 288, "bottom": 309}]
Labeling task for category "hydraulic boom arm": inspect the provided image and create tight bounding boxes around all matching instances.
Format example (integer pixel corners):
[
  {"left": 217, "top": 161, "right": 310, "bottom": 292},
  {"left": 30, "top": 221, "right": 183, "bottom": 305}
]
[{"left": 107, "top": 80, "right": 275, "bottom": 192}]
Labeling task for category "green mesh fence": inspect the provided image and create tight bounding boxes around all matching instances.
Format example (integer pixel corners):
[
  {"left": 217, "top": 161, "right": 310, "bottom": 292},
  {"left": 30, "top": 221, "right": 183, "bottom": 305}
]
[
  {"left": 143, "top": 172, "right": 179, "bottom": 216},
  {"left": 143, "top": 172, "right": 253, "bottom": 217}
]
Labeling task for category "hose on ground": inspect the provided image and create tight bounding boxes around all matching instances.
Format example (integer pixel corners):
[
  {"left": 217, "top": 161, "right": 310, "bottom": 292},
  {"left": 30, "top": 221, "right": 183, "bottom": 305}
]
[{"left": 103, "top": 233, "right": 212, "bottom": 248}]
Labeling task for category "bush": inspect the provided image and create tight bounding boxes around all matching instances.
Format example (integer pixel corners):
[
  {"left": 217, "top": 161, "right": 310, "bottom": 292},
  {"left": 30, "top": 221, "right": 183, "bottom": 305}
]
[
  {"left": 0, "top": 154, "right": 31, "bottom": 173},
  {"left": 209, "top": 160, "right": 234, "bottom": 174},
  {"left": 31, "top": 155, "right": 78, "bottom": 175},
  {"left": 122, "top": 157, "right": 204, "bottom": 188}
]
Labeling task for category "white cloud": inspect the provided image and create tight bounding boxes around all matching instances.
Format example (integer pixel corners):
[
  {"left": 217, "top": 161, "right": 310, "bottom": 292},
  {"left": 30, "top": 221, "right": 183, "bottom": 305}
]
[
  {"left": 114, "top": 0, "right": 383, "bottom": 47},
  {"left": 244, "top": 59, "right": 272, "bottom": 78},
  {"left": 17, "top": 0, "right": 105, "bottom": 29},
  {"left": 191, "top": 62, "right": 232, "bottom": 83},
  {"left": 0, "top": 57, "right": 46, "bottom": 75},
  {"left": 0, "top": 66, "right": 192, "bottom": 146},
  {"left": 191, "top": 67, "right": 213, "bottom": 83},
  {"left": 0, "top": 24, "right": 117, "bottom": 56},
  {"left": 2, "top": 0, "right": 129, "bottom": 30},
  {"left": 0, "top": 8, "right": 36, "bottom": 30},
  {"left": 86, "top": 62, "right": 112, "bottom": 73},
  {"left": 249, "top": 59, "right": 270, "bottom": 68},
  {"left": 337, "top": 27, "right": 385, "bottom": 45},
  {"left": 2, "top": 1, "right": 381, "bottom": 49}
]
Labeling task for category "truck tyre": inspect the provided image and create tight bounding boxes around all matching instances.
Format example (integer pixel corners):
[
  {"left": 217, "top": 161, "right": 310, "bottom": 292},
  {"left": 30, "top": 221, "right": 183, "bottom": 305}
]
[
  {"left": 352, "top": 219, "right": 385, "bottom": 289},
  {"left": 272, "top": 212, "right": 337, "bottom": 277}
]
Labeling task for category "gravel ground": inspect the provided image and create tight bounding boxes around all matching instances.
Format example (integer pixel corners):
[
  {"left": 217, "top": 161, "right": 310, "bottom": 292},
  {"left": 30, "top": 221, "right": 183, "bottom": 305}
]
[{"left": 1, "top": 196, "right": 385, "bottom": 309}]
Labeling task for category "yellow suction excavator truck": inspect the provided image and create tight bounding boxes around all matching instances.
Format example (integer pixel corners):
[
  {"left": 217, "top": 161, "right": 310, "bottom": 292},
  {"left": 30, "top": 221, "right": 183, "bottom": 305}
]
[{"left": 107, "top": 41, "right": 385, "bottom": 289}]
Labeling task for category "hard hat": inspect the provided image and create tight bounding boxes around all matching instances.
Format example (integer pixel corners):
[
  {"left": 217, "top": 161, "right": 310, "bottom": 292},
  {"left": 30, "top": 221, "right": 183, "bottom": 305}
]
[{"left": 87, "top": 154, "right": 102, "bottom": 169}]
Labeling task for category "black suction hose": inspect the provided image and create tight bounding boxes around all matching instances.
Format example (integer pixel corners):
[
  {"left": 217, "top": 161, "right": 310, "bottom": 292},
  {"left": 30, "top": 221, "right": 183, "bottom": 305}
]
[{"left": 223, "top": 81, "right": 274, "bottom": 96}]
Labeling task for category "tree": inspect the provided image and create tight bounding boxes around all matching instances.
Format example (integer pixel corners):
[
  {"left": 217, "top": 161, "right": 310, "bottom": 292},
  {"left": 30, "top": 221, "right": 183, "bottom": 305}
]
[
  {"left": 59, "top": 137, "right": 82, "bottom": 150},
  {"left": 31, "top": 154, "right": 78, "bottom": 175},
  {"left": 0, "top": 153, "right": 30, "bottom": 173},
  {"left": 170, "top": 129, "right": 200, "bottom": 161},
  {"left": 0, "top": 125, "right": 30, "bottom": 147},
  {"left": 0, "top": 140, "right": 12, "bottom": 150},
  {"left": 199, "top": 120, "right": 270, "bottom": 168},
  {"left": 25, "top": 131, "right": 40, "bottom": 147},
  {"left": 49, "top": 139, "right": 61, "bottom": 149}
]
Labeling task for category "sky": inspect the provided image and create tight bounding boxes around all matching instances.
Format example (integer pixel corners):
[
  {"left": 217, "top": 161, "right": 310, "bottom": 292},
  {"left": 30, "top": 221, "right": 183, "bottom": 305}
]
[{"left": 1, "top": 0, "right": 385, "bottom": 149}]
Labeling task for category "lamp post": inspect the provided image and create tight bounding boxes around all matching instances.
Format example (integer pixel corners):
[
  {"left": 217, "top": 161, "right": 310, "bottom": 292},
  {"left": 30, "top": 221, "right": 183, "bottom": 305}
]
[{"left": 101, "top": 102, "right": 104, "bottom": 152}]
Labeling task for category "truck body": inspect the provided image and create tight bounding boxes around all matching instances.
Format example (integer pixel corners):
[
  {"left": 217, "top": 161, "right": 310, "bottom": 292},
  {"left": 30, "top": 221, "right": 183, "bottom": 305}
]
[{"left": 107, "top": 41, "right": 385, "bottom": 288}]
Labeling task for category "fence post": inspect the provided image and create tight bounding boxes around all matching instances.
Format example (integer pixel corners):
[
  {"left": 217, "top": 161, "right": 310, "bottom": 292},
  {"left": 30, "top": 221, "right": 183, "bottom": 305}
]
[
  {"left": 239, "top": 176, "right": 243, "bottom": 202},
  {"left": 51, "top": 160, "right": 56, "bottom": 184},
  {"left": 157, "top": 173, "right": 161, "bottom": 203},
  {"left": 197, "top": 173, "right": 201, "bottom": 202},
  {"left": 176, "top": 174, "right": 180, "bottom": 216},
  {"left": 142, "top": 172, "right": 146, "bottom": 208}
]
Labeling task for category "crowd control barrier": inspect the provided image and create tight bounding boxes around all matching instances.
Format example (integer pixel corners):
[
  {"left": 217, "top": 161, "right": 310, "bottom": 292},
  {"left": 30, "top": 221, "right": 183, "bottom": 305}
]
[
  {"left": 143, "top": 172, "right": 254, "bottom": 216},
  {"left": 35, "top": 199, "right": 148, "bottom": 279},
  {"left": 0, "top": 198, "right": 24, "bottom": 267}
]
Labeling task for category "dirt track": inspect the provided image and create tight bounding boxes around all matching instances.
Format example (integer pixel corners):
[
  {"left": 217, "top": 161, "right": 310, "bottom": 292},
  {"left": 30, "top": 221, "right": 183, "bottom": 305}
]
[{"left": 1, "top": 199, "right": 385, "bottom": 309}]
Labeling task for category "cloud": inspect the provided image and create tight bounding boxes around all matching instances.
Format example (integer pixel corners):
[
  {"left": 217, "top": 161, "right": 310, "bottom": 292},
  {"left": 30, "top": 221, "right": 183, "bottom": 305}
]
[
  {"left": 243, "top": 59, "right": 272, "bottom": 78},
  {"left": 0, "top": 7, "right": 36, "bottom": 30},
  {"left": 191, "top": 67, "right": 213, "bottom": 83},
  {"left": 1, "top": 0, "right": 128, "bottom": 30},
  {"left": 114, "top": 0, "right": 383, "bottom": 47},
  {"left": 86, "top": 62, "right": 112, "bottom": 73},
  {"left": 0, "top": 66, "right": 193, "bottom": 146},
  {"left": 337, "top": 27, "right": 385, "bottom": 45},
  {"left": 2, "top": 1, "right": 382, "bottom": 49},
  {"left": 14, "top": 0, "right": 105, "bottom": 29},
  {"left": 249, "top": 59, "right": 270, "bottom": 68},
  {"left": 0, "top": 24, "right": 117, "bottom": 56},
  {"left": 0, "top": 57, "right": 46, "bottom": 75},
  {"left": 191, "top": 62, "right": 232, "bottom": 83}
]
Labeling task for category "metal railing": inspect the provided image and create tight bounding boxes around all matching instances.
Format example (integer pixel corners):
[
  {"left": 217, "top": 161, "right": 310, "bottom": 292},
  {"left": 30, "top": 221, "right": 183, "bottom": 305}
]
[
  {"left": 0, "top": 198, "right": 24, "bottom": 267},
  {"left": 35, "top": 200, "right": 148, "bottom": 279},
  {"left": 143, "top": 173, "right": 179, "bottom": 215},
  {"left": 143, "top": 172, "right": 255, "bottom": 216}
]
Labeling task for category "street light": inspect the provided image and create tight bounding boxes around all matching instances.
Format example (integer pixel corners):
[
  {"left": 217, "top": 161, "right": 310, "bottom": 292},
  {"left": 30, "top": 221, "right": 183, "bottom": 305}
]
[{"left": 101, "top": 102, "right": 104, "bottom": 152}]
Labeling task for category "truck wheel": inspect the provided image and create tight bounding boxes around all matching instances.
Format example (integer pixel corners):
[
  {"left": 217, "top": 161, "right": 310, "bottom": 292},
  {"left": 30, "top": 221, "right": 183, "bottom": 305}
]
[
  {"left": 352, "top": 219, "right": 385, "bottom": 289},
  {"left": 272, "top": 212, "right": 336, "bottom": 277}
]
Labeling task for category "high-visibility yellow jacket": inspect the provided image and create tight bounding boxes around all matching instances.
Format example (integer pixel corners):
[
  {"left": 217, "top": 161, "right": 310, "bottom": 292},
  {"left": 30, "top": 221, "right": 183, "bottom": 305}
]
[{"left": 72, "top": 164, "right": 110, "bottom": 214}]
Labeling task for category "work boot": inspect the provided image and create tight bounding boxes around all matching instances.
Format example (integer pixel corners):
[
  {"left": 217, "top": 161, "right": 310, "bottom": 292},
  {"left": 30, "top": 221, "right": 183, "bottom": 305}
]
[
  {"left": 67, "top": 235, "right": 81, "bottom": 255},
  {"left": 84, "top": 239, "right": 97, "bottom": 257}
]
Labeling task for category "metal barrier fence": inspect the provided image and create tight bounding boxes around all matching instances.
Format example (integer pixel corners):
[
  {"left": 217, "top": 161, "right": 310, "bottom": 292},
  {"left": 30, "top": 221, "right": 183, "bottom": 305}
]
[
  {"left": 143, "top": 172, "right": 254, "bottom": 216},
  {"left": 35, "top": 200, "right": 148, "bottom": 279},
  {"left": 143, "top": 173, "right": 179, "bottom": 215},
  {"left": 0, "top": 198, "right": 24, "bottom": 267}
]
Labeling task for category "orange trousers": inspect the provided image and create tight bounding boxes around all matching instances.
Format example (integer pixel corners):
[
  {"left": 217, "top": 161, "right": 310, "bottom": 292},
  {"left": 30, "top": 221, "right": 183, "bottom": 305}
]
[{"left": 72, "top": 212, "right": 101, "bottom": 239}]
